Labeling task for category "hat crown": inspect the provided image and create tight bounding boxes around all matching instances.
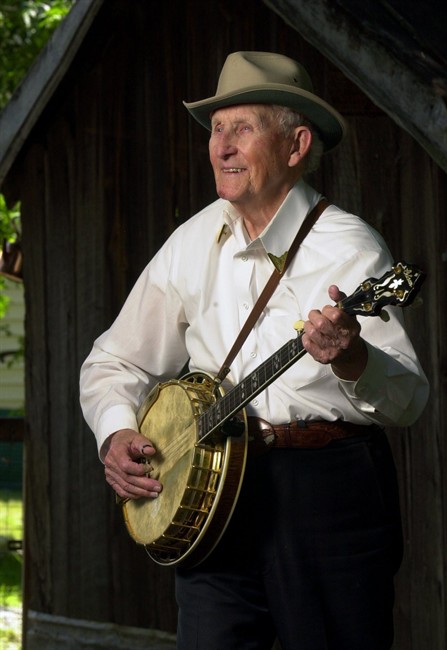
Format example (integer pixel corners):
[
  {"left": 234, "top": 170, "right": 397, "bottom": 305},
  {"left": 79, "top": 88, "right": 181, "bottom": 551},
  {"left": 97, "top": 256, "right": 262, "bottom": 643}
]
[
  {"left": 183, "top": 50, "right": 347, "bottom": 151},
  {"left": 216, "top": 51, "right": 314, "bottom": 96}
]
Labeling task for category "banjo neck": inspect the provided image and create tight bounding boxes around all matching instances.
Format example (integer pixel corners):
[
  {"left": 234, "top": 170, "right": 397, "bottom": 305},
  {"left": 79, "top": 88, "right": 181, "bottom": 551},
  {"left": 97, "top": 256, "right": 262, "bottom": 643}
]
[
  {"left": 197, "top": 334, "right": 306, "bottom": 443},
  {"left": 197, "top": 260, "right": 426, "bottom": 444}
]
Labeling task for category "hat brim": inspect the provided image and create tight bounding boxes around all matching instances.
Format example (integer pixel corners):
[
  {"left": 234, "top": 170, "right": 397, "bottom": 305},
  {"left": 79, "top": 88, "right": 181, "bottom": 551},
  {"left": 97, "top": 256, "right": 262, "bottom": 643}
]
[{"left": 183, "top": 84, "right": 347, "bottom": 152}]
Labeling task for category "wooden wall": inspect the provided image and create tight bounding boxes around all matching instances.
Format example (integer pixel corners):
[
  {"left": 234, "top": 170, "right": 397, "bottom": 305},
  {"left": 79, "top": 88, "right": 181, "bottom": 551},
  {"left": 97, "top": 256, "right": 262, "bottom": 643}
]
[{"left": 2, "top": 0, "right": 445, "bottom": 647}]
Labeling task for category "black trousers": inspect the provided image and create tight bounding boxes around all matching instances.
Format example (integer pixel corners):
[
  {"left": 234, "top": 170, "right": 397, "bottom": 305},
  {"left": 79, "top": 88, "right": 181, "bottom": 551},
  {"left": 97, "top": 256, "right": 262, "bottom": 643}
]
[{"left": 176, "top": 429, "right": 403, "bottom": 650}]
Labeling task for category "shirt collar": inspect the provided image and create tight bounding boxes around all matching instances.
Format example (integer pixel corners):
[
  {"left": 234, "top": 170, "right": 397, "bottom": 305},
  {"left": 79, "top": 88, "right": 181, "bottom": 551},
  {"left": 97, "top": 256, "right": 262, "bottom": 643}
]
[{"left": 219, "top": 180, "right": 322, "bottom": 258}]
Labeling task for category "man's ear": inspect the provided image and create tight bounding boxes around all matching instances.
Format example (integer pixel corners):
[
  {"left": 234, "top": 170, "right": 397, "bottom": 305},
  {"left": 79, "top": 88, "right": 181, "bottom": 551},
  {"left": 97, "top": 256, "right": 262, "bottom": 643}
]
[{"left": 288, "top": 127, "right": 312, "bottom": 168}]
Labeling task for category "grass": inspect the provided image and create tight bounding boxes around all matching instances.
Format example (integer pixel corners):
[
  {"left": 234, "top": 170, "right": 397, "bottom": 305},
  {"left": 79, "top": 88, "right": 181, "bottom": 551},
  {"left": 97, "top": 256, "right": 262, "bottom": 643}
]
[
  {"left": 0, "top": 548, "right": 22, "bottom": 607},
  {"left": 0, "top": 621, "right": 22, "bottom": 650},
  {"left": 0, "top": 489, "right": 23, "bottom": 649}
]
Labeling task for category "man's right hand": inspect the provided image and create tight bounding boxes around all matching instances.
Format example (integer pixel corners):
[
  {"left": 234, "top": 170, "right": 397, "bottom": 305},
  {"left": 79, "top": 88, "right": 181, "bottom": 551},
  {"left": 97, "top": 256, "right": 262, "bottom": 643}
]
[{"left": 102, "top": 428, "right": 163, "bottom": 500}]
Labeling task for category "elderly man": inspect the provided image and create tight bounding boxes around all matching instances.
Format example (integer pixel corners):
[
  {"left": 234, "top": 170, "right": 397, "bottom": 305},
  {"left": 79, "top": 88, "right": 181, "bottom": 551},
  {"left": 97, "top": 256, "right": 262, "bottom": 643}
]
[{"left": 80, "top": 52, "right": 428, "bottom": 649}]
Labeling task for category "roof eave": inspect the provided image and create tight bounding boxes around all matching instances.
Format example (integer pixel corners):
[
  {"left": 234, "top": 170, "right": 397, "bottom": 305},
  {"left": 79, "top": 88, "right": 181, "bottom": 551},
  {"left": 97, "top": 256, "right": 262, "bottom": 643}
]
[{"left": 0, "top": 0, "right": 105, "bottom": 189}]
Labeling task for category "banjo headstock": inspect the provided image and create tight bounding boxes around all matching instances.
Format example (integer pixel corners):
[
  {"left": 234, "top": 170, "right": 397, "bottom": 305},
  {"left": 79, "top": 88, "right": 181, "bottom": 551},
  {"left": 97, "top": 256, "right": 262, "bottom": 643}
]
[{"left": 340, "top": 261, "right": 426, "bottom": 319}]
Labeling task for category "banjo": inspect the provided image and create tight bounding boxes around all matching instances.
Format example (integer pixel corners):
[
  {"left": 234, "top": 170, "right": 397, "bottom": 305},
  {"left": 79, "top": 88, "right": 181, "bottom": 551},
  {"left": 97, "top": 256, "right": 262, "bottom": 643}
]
[{"left": 121, "top": 262, "right": 425, "bottom": 567}]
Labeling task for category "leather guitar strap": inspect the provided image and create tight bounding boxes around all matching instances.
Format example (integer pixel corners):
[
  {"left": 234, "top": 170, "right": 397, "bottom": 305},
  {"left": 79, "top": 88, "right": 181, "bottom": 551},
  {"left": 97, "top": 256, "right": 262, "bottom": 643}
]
[{"left": 215, "top": 198, "right": 329, "bottom": 383}]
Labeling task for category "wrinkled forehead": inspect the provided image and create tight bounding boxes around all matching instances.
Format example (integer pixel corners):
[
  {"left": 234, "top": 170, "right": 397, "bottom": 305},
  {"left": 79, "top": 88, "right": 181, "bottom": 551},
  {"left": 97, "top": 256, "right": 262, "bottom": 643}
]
[{"left": 210, "top": 103, "right": 277, "bottom": 125}]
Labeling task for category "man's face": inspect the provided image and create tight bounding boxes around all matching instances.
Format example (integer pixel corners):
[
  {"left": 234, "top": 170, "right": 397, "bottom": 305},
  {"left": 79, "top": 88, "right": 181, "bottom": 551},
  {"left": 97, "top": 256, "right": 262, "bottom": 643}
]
[{"left": 209, "top": 104, "right": 298, "bottom": 218}]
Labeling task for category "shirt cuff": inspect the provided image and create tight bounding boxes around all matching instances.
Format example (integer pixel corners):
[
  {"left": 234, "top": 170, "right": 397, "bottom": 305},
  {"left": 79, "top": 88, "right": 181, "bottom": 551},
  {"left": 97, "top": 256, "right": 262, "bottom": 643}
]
[
  {"left": 336, "top": 341, "right": 385, "bottom": 399},
  {"left": 96, "top": 404, "right": 139, "bottom": 460},
  {"left": 336, "top": 341, "right": 403, "bottom": 424}
]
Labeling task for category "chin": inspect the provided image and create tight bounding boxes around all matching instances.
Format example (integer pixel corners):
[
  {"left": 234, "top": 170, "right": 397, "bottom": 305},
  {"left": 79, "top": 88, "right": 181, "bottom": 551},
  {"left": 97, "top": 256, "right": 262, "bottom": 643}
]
[{"left": 216, "top": 185, "right": 244, "bottom": 202}]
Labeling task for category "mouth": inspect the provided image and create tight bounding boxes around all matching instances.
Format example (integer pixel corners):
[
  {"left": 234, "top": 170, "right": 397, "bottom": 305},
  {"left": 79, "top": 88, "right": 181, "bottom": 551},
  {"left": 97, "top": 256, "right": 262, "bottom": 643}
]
[{"left": 222, "top": 168, "right": 245, "bottom": 173}]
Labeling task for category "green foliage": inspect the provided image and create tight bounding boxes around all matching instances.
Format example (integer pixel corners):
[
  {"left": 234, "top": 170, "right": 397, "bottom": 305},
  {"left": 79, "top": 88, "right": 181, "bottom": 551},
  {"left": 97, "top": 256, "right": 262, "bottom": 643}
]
[
  {"left": 0, "top": 0, "right": 74, "bottom": 109},
  {"left": 0, "top": 1, "right": 73, "bottom": 318},
  {"left": 0, "top": 489, "right": 23, "bottom": 648},
  {"left": 0, "top": 489, "right": 23, "bottom": 609},
  {"left": 0, "top": 196, "right": 20, "bottom": 242},
  {"left": 0, "top": 197, "right": 21, "bottom": 318}
]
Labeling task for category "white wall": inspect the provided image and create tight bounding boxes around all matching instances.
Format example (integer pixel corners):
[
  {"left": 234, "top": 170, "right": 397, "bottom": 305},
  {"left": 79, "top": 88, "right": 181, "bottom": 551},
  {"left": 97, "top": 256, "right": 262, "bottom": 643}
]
[{"left": 0, "top": 279, "right": 25, "bottom": 413}]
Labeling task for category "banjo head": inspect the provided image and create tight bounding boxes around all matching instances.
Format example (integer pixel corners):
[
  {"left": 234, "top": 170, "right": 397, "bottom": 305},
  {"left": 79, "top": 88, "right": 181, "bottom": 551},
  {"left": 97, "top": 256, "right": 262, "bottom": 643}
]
[
  {"left": 123, "top": 379, "right": 201, "bottom": 544},
  {"left": 122, "top": 374, "right": 247, "bottom": 566}
]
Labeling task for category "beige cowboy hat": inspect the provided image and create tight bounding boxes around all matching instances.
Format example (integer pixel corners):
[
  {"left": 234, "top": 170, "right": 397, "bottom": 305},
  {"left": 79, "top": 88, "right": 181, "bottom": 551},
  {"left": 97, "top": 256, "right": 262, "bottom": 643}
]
[{"left": 183, "top": 51, "right": 347, "bottom": 151}]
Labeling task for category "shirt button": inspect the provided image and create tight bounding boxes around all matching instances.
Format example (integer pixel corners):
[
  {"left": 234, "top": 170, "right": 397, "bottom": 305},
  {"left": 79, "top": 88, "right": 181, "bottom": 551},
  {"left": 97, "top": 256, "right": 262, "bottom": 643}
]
[
  {"left": 250, "top": 352, "right": 257, "bottom": 358},
  {"left": 252, "top": 399, "right": 259, "bottom": 406},
  {"left": 243, "top": 302, "right": 250, "bottom": 310},
  {"left": 242, "top": 256, "right": 248, "bottom": 262}
]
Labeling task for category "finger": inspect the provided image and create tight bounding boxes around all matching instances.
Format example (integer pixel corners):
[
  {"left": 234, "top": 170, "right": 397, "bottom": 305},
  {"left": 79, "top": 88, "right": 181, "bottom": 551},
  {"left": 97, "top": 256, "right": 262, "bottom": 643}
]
[
  {"left": 123, "top": 435, "right": 156, "bottom": 460},
  {"left": 328, "top": 284, "right": 346, "bottom": 303},
  {"left": 140, "top": 442, "right": 155, "bottom": 456},
  {"left": 105, "top": 465, "right": 162, "bottom": 500},
  {"left": 307, "top": 309, "right": 337, "bottom": 336},
  {"left": 126, "top": 436, "right": 156, "bottom": 459},
  {"left": 105, "top": 437, "right": 151, "bottom": 473}
]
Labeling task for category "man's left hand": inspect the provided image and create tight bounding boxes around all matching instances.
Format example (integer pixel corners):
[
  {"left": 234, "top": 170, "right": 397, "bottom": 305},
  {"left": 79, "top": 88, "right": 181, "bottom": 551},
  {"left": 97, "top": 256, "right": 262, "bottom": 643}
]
[{"left": 302, "top": 285, "right": 368, "bottom": 380}]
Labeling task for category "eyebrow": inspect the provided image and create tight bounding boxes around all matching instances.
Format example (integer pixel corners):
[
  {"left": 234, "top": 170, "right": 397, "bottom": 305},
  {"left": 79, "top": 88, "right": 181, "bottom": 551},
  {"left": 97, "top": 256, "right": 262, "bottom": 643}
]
[{"left": 211, "top": 114, "right": 265, "bottom": 129}]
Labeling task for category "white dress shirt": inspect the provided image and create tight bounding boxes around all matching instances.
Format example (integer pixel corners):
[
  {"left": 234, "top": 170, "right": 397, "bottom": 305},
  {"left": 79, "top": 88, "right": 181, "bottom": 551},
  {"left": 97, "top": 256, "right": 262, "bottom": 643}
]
[{"left": 80, "top": 180, "right": 429, "bottom": 454}]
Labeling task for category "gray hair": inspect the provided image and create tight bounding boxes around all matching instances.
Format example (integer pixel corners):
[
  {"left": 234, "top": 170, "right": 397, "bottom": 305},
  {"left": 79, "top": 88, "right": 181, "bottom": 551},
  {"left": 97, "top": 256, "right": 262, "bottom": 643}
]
[{"left": 271, "top": 105, "right": 324, "bottom": 174}]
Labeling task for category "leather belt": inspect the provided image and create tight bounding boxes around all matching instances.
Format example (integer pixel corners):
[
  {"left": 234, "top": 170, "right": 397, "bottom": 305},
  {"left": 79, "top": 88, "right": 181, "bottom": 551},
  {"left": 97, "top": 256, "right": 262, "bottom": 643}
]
[{"left": 247, "top": 416, "right": 374, "bottom": 452}]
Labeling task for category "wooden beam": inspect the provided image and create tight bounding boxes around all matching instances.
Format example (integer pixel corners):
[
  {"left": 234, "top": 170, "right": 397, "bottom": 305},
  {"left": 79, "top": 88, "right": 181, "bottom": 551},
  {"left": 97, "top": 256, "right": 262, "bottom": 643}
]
[
  {"left": 26, "top": 611, "right": 176, "bottom": 650},
  {"left": 263, "top": 0, "right": 447, "bottom": 173}
]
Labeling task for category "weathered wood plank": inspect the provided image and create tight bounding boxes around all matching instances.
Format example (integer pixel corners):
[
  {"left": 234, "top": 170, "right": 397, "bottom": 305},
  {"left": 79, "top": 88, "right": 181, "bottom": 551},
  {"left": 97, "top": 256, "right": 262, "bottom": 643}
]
[
  {"left": 26, "top": 611, "right": 176, "bottom": 650},
  {"left": 263, "top": 0, "right": 447, "bottom": 173}
]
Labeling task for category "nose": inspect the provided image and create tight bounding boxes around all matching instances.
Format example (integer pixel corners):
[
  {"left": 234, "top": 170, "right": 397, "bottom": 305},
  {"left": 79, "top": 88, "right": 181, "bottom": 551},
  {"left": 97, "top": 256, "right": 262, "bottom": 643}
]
[{"left": 212, "top": 131, "right": 238, "bottom": 159}]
